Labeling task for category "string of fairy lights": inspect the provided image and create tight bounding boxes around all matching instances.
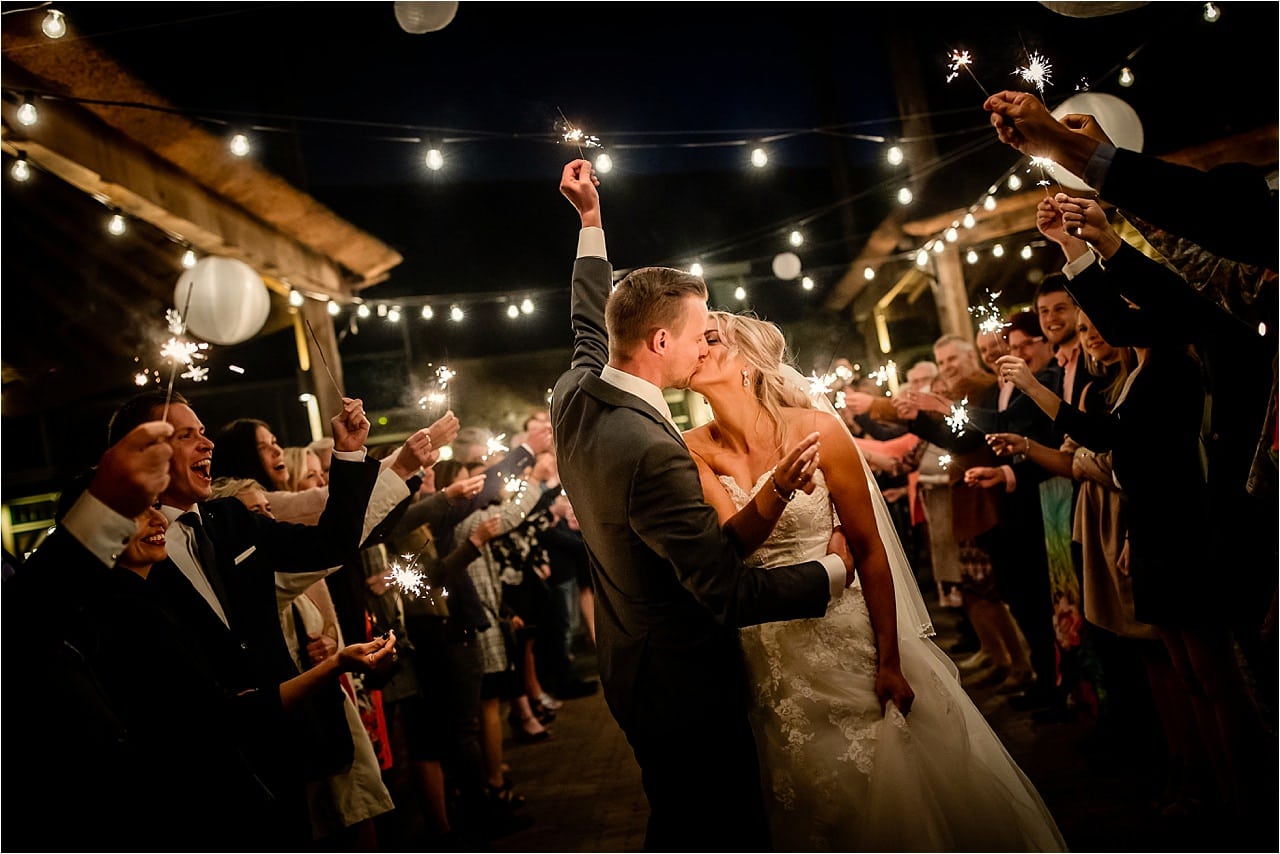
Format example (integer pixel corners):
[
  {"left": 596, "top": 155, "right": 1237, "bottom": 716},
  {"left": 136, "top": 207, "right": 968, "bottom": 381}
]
[{"left": 2, "top": 2, "right": 1231, "bottom": 395}]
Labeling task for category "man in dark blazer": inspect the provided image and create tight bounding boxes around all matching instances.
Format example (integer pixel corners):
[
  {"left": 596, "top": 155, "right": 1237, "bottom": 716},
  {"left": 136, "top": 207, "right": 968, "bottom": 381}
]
[
  {"left": 551, "top": 159, "right": 853, "bottom": 852},
  {"left": 51, "top": 389, "right": 382, "bottom": 844}
]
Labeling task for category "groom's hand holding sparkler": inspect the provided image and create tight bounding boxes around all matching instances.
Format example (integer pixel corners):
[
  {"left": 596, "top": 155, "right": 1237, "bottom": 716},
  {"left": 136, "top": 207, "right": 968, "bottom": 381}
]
[
  {"left": 560, "top": 159, "right": 602, "bottom": 226},
  {"left": 89, "top": 421, "right": 175, "bottom": 518},
  {"left": 332, "top": 397, "right": 371, "bottom": 452},
  {"left": 984, "top": 90, "right": 1111, "bottom": 177}
]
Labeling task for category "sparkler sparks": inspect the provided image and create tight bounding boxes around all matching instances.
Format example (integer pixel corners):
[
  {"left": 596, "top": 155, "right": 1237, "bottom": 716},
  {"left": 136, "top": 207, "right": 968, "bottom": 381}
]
[
  {"left": 1015, "top": 51, "right": 1053, "bottom": 97},
  {"left": 165, "top": 308, "right": 187, "bottom": 336},
  {"left": 938, "top": 453, "right": 953, "bottom": 469},
  {"left": 945, "top": 397, "right": 970, "bottom": 435},
  {"left": 160, "top": 338, "right": 199, "bottom": 366},
  {"left": 180, "top": 365, "right": 210, "bottom": 383},
  {"left": 969, "top": 291, "right": 1009, "bottom": 337},
  {"left": 807, "top": 372, "right": 835, "bottom": 398},
  {"left": 385, "top": 561, "right": 427, "bottom": 598},
  {"left": 555, "top": 107, "right": 600, "bottom": 160},
  {"left": 945, "top": 49, "right": 990, "bottom": 97},
  {"left": 504, "top": 475, "right": 528, "bottom": 495},
  {"left": 485, "top": 433, "right": 510, "bottom": 460},
  {"left": 435, "top": 365, "right": 456, "bottom": 387}
]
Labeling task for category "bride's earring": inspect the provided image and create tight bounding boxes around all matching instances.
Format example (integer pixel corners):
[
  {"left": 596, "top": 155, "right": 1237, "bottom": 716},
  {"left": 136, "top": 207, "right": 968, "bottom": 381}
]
[{"left": 742, "top": 370, "right": 751, "bottom": 388}]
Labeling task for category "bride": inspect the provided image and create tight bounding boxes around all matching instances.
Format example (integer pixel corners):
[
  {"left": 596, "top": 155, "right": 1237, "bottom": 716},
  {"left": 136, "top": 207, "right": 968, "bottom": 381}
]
[{"left": 684, "top": 311, "right": 1067, "bottom": 852}]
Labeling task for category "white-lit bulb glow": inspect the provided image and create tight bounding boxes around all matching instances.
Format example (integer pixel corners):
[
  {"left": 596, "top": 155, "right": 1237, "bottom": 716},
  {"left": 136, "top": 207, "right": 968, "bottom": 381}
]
[
  {"left": 181, "top": 249, "right": 197, "bottom": 269},
  {"left": 966, "top": 249, "right": 979, "bottom": 265},
  {"left": 357, "top": 303, "right": 371, "bottom": 319},
  {"left": 327, "top": 299, "right": 341, "bottom": 316},
  {"left": 916, "top": 249, "right": 929, "bottom": 267},
  {"left": 750, "top": 147, "right": 768, "bottom": 168},
  {"left": 1020, "top": 245, "right": 1034, "bottom": 260},
  {"left": 689, "top": 262, "right": 704, "bottom": 277},
  {"left": 507, "top": 304, "right": 520, "bottom": 319},
  {"left": 932, "top": 240, "right": 945, "bottom": 255},
  {"left": 11, "top": 159, "right": 31, "bottom": 182},
  {"left": 424, "top": 148, "right": 444, "bottom": 171},
  {"left": 229, "top": 133, "right": 251, "bottom": 157},
  {"left": 594, "top": 153, "right": 613, "bottom": 174},
  {"left": 1258, "top": 322, "right": 1267, "bottom": 337},
  {"left": 520, "top": 298, "right": 534, "bottom": 315},
  {"left": 421, "top": 305, "right": 434, "bottom": 320},
  {"left": 376, "top": 304, "right": 388, "bottom": 317},
  {"left": 1203, "top": 2, "right": 1220, "bottom": 22},
  {"left": 801, "top": 276, "right": 814, "bottom": 291},
  {"left": 863, "top": 266, "right": 875, "bottom": 281},
  {"left": 733, "top": 286, "right": 746, "bottom": 301},
  {"left": 897, "top": 187, "right": 913, "bottom": 205},
  {"left": 983, "top": 195, "right": 997, "bottom": 211},
  {"left": 41, "top": 9, "right": 67, "bottom": 39},
  {"left": 16, "top": 101, "right": 38, "bottom": 127},
  {"left": 1118, "top": 67, "right": 1135, "bottom": 87},
  {"left": 450, "top": 305, "right": 464, "bottom": 322},
  {"left": 288, "top": 289, "right": 304, "bottom": 307},
  {"left": 992, "top": 244, "right": 1005, "bottom": 258},
  {"left": 962, "top": 212, "right": 976, "bottom": 229},
  {"left": 886, "top": 145, "right": 904, "bottom": 166},
  {"left": 789, "top": 230, "right": 804, "bottom": 247},
  {"left": 1007, "top": 174, "right": 1022, "bottom": 191},
  {"left": 945, "top": 227, "right": 959, "bottom": 243},
  {"left": 387, "top": 307, "right": 402, "bottom": 323},
  {"left": 107, "top": 213, "right": 127, "bottom": 235}
]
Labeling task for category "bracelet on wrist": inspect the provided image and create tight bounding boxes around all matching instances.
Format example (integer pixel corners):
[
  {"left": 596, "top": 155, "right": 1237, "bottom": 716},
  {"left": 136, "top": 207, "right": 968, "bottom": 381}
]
[{"left": 772, "top": 475, "right": 795, "bottom": 503}]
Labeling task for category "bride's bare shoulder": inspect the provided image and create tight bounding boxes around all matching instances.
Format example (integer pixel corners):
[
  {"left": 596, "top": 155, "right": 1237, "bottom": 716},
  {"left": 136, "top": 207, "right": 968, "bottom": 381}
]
[{"left": 779, "top": 405, "right": 843, "bottom": 435}]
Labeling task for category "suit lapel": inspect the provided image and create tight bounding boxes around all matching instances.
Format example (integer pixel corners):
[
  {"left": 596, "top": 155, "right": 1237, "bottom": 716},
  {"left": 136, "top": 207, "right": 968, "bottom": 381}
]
[{"left": 581, "top": 372, "right": 686, "bottom": 446}]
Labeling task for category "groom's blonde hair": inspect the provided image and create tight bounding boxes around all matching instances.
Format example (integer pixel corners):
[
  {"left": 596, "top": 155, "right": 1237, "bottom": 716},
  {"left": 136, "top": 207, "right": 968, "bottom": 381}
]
[
  {"left": 707, "top": 311, "right": 813, "bottom": 450},
  {"left": 606, "top": 267, "right": 707, "bottom": 361}
]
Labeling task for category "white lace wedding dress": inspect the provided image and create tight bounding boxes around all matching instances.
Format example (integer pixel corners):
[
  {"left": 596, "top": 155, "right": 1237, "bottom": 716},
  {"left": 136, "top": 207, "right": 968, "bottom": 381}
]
[{"left": 724, "top": 468, "right": 1067, "bottom": 852}]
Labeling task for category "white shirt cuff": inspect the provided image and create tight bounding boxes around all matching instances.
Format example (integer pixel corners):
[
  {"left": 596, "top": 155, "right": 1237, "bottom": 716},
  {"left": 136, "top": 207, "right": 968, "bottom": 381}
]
[
  {"left": 59, "top": 491, "right": 137, "bottom": 567},
  {"left": 819, "top": 554, "right": 847, "bottom": 598},
  {"left": 1062, "top": 251, "right": 1096, "bottom": 280},
  {"left": 1001, "top": 464, "right": 1017, "bottom": 492},
  {"left": 333, "top": 448, "right": 367, "bottom": 462},
  {"left": 577, "top": 226, "right": 607, "bottom": 260}
]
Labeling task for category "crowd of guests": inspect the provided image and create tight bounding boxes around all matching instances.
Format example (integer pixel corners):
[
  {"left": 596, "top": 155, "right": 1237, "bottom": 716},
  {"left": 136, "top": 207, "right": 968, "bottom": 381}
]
[
  {"left": 1, "top": 90, "right": 1275, "bottom": 851},
  {"left": 2, "top": 391, "right": 596, "bottom": 851}
]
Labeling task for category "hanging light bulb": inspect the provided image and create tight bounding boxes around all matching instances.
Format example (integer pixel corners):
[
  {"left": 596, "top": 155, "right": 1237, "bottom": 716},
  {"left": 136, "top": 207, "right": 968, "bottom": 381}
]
[
  {"left": 733, "top": 286, "right": 746, "bottom": 301},
  {"left": 932, "top": 239, "right": 945, "bottom": 255},
  {"left": 1118, "top": 67, "right": 1135, "bottom": 88},
  {"left": 944, "top": 227, "right": 959, "bottom": 243},
  {"left": 507, "top": 304, "right": 520, "bottom": 319},
  {"left": 594, "top": 153, "right": 613, "bottom": 174},
  {"left": 229, "top": 133, "right": 251, "bottom": 157},
  {"left": 886, "top": 145, "right": 904, "bottom": 166},
  {"left": 424, "top": 148, "right": 444, "bottom": 171},
  {"left": 896, "top": 187, "right": 913, "bottom": 205},
  {"left": 107, "top": 212, "right": 127, "bottom": 236},
  {"left": 1202, "top": 2, "right": 1220, "bottom": 22},
  {"left": 16, "top": 98, "right": 38, "bottom": 127},
  {"left": 357, "top": 303, "right": 371, "bottom": 319},
  {"left": 387, "top": 306, "right": 402, "bottom": 323},
  {"left": 327, "top": 299, "right": 341, "bottom": 316},
  {"left": 1007, "top": 174, "right": 1022, "bottom": 191},
  {"left": 421, "top": 305, "right": 434, "bottom": 320},
  {"left": 181, "top": 248, "right": 197, "bottom": 269},
  {"left": 376, "top": 303, "right": 388, "bottom": 317},
  {"left": 863, "top": 267, "right": 875, "bottom": 282},
  {"left": 962, "top": 212, "right": 976, "bottom": 229},
  {"left": 449, "top": 305, "right": 464, "bottom": 322},
  {"left": 966, "top": 249, "right": 979, "bottom": 265},
  {"left": 750, "top": 147, "right": 768, "bottom": 168},
  {"left": 1020, "top": 245, "right": 1034, "bottom": 260},
  {"left": 801, "top": 276, "right": 814, "bottom": 291},
  {"left": 689, "top": 262, "right": 704, "bottom": 277},
  {"left": 983, "top": 195, "right": 997, "bottom": 211},
  {"left": 41, "top": 9, "right": 67, "bottom": 39},
  {"left": 992, "top": 243, "right": 1005, "bottom": 258},
  {"left": 788, "top": 229, "right": 804, "bottom": 247},
  {"left": 916, "top": 249, "right": 929, "bottom": 267},
  {"left": 289, "top": 289, "right": 305, "bottom": 307},
  {"left": 520, "top": 297, "right": 534, "bottom": 315},
  {"left": 10, "top": 157, "right": 31, "bottom": 183}
]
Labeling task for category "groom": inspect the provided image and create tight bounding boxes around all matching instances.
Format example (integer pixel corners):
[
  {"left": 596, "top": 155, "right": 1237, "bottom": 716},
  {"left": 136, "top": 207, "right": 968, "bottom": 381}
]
[{"left": 551, "top": 159, "right": 855, "bottom": 851}]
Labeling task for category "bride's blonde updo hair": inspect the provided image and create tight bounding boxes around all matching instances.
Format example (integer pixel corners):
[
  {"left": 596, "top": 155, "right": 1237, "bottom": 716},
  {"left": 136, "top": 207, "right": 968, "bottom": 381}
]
[{"left": 708, "top": 311, "right": 815, "bottom": 449}]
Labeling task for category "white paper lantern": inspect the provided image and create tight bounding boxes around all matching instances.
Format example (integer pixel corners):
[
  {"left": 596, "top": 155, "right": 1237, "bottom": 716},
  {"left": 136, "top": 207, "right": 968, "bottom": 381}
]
[
  {"left": 174, "top": 256, "right": 270, "bottom": 345},
  {"left": 1049, "top": 92, "right": 1144, "bottom": 192},
  {"left": 394, "top": 1, "right": 458, "bottom": 33},
  {"left": 771, "top": 252, "right": 802, "bottom": 281},
  {"left": 1037, "top": 2, "right": 1149, "bottom": 17}
]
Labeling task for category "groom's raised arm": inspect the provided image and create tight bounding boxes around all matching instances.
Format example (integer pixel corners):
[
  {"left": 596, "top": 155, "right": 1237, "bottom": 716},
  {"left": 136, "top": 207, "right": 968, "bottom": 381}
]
[{"left": 559, "top": 159, "right": 610, "bottom": 374}]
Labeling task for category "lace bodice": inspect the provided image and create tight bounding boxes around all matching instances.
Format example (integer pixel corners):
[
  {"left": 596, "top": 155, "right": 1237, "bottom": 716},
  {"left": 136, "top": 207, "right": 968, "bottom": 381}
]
[{"left": 717, "top": 468, "right": 837, "bottom": 570}]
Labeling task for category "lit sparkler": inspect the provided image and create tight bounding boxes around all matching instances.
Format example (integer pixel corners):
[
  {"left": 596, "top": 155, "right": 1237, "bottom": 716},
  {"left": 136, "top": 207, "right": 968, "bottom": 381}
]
[
  {"left": 435, "top": 365, "right": 456, "bottom": 387},
  {"left": 1028, "top": 155, "right": 1061, "bottom": 196},
  {"left": 556, "top": 107, "right": 600, "bottom": 160},
  {"left": 504, "top": 475, "right": 528, "bottom": 495},
  {"left": 945, "top": 397, "right": 970, "bottom": 435},
  {"left": 938, "top": 453, "right": 953, "bottom": 469},
  {"left": 302, "top": 316, "right": 345, "bottom": 398},
  {"left": 165, "top": 308, "right": 186, "bottom": 335},
  {"left": 807, "top": 371, "right": 835, "bottom": 398},
  {"left": 1015, "top": 51, "right": 1053, "bottom": 98},
  {"left": 945, "top": 49, "right": 991, "bottom": 97},
  {"left": 485, "top": 433, "right": 510, "bottom": 460},
  {"left": 385, "top": 560, "right": 427, "bottom": 598},
  {"left": 833, "top": 390, "right": 847, "bottom": 410},
  {"left": 180, "top": 364, "right": 210, "bottom": 383},
  {"left": 969, "top": 290, "right": 1009, "bottom": 337}
]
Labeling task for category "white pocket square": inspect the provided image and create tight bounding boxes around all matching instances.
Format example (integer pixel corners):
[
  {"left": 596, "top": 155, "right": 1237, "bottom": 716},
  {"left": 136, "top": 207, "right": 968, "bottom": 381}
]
[{"left": 234, "top": 546, "right": 257, "bottom": 565}]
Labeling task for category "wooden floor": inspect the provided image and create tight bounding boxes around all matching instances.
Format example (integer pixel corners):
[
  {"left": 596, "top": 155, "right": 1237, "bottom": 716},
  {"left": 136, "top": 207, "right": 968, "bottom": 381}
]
[{"left": 376, "top": 597, "right": 1276, "bottom": 853}]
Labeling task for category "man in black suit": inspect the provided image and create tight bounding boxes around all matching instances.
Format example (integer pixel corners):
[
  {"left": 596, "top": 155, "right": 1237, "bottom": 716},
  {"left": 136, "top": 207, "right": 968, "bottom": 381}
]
[
  {"left": 52, "top": 389, "right": 381, "bottom": 843},
  {"left": 551, "top": 160, "right": 854, "bottom": 852}
]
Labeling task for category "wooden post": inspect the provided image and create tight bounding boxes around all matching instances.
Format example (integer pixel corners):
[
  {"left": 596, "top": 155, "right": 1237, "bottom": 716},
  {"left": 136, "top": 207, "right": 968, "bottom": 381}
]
[{"left": 933, "top": 246, "right": 972, "bottom": 343}]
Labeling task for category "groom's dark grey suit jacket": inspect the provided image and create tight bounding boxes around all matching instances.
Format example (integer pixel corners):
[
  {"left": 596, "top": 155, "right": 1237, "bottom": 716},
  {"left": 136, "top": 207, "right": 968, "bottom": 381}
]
[{"left": 551, "top": 253, "right": 833, "bottom": 736}]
